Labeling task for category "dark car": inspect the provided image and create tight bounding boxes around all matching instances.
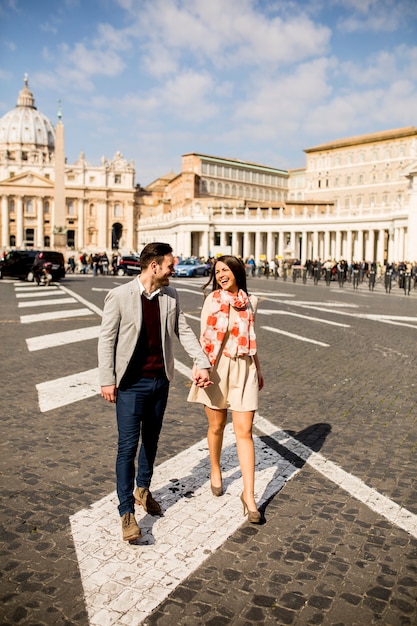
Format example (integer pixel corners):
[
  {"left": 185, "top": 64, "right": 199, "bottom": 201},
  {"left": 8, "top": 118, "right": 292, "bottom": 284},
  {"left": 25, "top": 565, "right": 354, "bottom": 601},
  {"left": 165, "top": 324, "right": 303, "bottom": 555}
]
[
  {"left": 174, "top": 258, "right": 210, "bottom": 277},
  {"left": 0, "top": 249, "right": 38, "bottom": 280},
  {"left": 116, "top": 255, "right": 141, "bottom": 276},
  {"left": 0, "top": 249, "right": 65, "bottom": 281}
]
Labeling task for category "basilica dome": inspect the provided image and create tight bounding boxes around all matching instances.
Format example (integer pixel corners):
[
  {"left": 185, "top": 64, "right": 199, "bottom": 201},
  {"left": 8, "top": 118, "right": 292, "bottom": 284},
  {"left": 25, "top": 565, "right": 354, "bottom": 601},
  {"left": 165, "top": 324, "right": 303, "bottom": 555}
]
[{"left": 0, "top": 76, "right": 55, "bottom": 157}]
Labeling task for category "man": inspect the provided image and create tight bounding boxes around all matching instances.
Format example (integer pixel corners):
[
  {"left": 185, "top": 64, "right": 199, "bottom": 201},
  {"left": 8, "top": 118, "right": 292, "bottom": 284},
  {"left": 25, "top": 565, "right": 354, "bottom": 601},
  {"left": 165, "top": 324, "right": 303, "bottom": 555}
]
[{"left": 98, "top": 242, "right": 211, "bottom": 541}]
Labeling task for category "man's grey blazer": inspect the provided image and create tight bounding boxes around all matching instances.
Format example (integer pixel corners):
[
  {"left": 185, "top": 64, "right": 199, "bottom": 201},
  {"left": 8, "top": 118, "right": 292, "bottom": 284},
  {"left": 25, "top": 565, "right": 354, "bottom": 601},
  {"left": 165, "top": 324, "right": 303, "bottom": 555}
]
[{"left": 98, "top": 277, "right": 210, "bottom": 387}]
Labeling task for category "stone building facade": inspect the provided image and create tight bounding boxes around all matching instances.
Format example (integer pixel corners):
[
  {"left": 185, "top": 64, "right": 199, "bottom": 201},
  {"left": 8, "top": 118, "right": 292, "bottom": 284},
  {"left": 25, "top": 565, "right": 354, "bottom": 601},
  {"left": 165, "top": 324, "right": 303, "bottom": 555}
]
[{"left": 0, "top": 77, "right": 138, "bottom": 255}]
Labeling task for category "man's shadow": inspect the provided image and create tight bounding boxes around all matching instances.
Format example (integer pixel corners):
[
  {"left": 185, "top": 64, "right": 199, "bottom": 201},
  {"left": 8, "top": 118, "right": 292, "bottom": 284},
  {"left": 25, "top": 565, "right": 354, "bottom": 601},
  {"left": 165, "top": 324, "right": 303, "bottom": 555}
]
[{"left": 132, "top": 422, "right": 331, "bottom": 544}]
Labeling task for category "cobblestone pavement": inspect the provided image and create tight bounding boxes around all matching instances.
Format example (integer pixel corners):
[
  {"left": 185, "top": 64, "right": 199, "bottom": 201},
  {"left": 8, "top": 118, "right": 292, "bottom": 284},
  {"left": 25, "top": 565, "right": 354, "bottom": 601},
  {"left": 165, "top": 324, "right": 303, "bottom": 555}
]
[{"left": 0, "top": 274, "right": 416, "bottom": 625}]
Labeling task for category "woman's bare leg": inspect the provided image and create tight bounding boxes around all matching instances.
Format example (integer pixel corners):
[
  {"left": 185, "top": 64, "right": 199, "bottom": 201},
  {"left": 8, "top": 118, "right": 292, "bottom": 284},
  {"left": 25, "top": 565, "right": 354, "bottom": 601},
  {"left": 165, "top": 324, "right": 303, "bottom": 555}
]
[
  {"left": 205, "top": 406, "right": 227, "bottom": 487},
  {"left": 232, "top": 410, "right": 257, "bottom": 511}
]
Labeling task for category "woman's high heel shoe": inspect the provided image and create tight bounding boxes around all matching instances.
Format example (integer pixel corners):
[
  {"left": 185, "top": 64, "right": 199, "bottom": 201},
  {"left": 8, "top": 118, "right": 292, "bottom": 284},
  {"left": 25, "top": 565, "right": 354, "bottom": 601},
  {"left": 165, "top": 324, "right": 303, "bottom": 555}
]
[
  {"left": 240, "top": 493, "right": 261, "bottom": 524},
  {"left": 210, "top": 482, "right": 223, "bottom": 497}
]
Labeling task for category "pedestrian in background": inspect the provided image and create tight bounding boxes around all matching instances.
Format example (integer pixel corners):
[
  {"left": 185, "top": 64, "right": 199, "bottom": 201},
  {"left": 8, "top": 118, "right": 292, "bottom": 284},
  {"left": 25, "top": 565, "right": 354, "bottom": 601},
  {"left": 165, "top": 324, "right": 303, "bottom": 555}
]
[
  {"left": 98, "top": 242, "right": 212, "bottom": 542},
  {"left": 188, "top": 255, "right": 264, "bottom": 523}
]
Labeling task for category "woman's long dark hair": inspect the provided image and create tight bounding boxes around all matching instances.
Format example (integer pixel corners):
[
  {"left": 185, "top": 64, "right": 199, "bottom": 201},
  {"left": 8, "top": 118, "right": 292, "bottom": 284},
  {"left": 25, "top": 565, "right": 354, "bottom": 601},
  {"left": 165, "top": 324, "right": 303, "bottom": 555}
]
[{"left": 203, "top": 255, "right": 248, "bottom": 295}]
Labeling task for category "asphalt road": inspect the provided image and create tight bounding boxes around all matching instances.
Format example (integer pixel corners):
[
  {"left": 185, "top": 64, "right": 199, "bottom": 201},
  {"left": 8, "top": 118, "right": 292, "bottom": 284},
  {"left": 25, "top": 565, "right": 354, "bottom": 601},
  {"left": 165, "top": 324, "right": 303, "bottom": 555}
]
[{"left": 1, "top": 272, "right": 417, "bottom": 625}]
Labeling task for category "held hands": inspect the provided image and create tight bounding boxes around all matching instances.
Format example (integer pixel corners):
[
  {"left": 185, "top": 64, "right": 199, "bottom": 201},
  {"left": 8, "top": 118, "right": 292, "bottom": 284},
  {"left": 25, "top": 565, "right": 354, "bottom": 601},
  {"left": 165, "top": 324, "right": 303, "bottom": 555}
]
[
  {"left": 192, "top": 365, "right": 213, "bottom": 388},
  {"left": 101, "top": 384, "right": 117, "bottom": 403}
]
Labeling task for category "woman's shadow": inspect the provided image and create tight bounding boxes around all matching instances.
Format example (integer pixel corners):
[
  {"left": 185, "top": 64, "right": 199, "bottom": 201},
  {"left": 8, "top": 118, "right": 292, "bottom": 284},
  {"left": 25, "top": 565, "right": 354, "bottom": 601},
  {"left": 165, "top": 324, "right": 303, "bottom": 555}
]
[{"left": 131, "top": 421, "right": 331, "bottom": 544}]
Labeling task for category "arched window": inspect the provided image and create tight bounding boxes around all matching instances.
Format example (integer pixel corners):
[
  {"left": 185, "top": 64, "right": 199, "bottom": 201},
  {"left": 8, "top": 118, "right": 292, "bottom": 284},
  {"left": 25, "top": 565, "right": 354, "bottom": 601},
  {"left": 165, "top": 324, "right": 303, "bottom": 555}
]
[
  {"left": 217, "top": 182, "right": 223, "bottom": 195},
  {"left": 44, "top": 236, "right": 50, "bottom": 247},
  {"left": 231, "top": 184, "right": 237, "bottom": 196},
  {"left": 112, "top": 223, "right": 123, "bottom": 249},
  {"left": 238, "top": 185, "right": 244, "bottom": 198},
  {"left": 209, "top": 181, "right": 215, "bottom": 194},
  {"left": 224, "top": 183, "right": 230, "bottom": 196}
]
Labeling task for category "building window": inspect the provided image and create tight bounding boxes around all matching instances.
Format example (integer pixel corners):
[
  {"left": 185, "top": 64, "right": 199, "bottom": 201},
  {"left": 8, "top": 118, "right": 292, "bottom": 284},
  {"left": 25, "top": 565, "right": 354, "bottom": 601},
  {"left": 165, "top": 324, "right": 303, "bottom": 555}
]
[
  {"left": 231, "top": 184, "right": 237, "bottom": 196},
  {"left": 209, "top": 164, "right": 215, "bottom": 175},
  {"left": 245, "top": 170, "right": 250, "bottom": 182},
  {"left": 271, "top": 190, "right": 277, "bottom": 202},
  {"left": 214, "top": 232, "right": 221, "bottom": 246},
  {"left": 216, "top": 165, "right": 223, "bottom": 177},
  {"left": 44, "top": 235, "right": 50, "bottom": 247},
  {"left": 114, "top": 174, "right": 121, "bottom": 184},
  {"left": 67, "top": 201, "right": 75, "bottom": 215},
  {"left": 201, "top": 180, "right": 208, "bottom": 192},
  {"left": 9, "top": 235, "right": 16, "bottom": 246},
  {"left": 238, "top": 185, "right": 244, "bottom": 197},
  {"left": 209, "top": 181, "right": 215, "bottom": 194},
  {"left": 231, "top": 169, "right": 237, "bottom": 179},
  {"left": 9, "top": 200, "right": 15, "bottom": 213},
  {"left": 265, "top": 189, "right": 270, "bottom": 201},
  {"left": 238, "top": 170, "right": 244, "bottom": 181},
  {"left": 44, "top": 201, "right": 49, "bottom": 214},
  {"left": 224, "top": 183, "right": 230, "bottom": 195},
  {"left": 25, "top": 228, "right": 34, "bottom": 244},
  {"left": 45, "top": 173, "right": 50, "bottom": 179},
  {"left": 217, "top": 183, "right": 223, "bottom": 195},
  {"left": 26, "top": 199, "right": 34, "bottom": 214},
  {"left": 224, "top": 167, "right": 230, "bottom": 178},
  {"left": 259, "top": 188, "right": 264, "bottom": 201},
  {"left": 252, "top": 172, "right": 257, "bottom": 183},
  {"left": 89, "top": 176, "right": 95, "bottom": 183},
  {"left": 346, "top": 176, "right": 351, "bottom": 185},
  {"left": 358, "top": 174, "right": 363, "bottom": 184},
  {"left": 202, "top": 163, "right": 208, "bottom": 174},
  {"left": 67, "top": 175, "right": 75, "bottom": 182},
  {"left": 114, "top": 203, "right": 122, "bottom": 217},
  {"left": 345, "top": 198, "right": 350, "bottom": 209},
  {"left": 265, "top": 174, "right": 270, "bottom": 185},
  {"left": 89, "top": 203, "right": 95, "bottom": 217},
  {"left": 67, "top": 230, "right": 75, "bottom": 248}
]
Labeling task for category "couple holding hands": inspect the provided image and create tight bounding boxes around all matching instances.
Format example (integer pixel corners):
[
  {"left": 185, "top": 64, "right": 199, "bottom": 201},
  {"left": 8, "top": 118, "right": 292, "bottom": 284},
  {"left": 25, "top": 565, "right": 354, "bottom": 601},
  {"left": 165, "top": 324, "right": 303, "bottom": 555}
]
[{"left": 98, "top": 242, "right": 264, "bottom": 541}]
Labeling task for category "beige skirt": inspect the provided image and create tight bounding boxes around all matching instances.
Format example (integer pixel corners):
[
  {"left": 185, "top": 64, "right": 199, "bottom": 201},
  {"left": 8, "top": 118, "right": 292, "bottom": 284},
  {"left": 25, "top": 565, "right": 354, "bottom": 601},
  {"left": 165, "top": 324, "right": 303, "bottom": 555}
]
[{"left": 187, "top": 353, "right": 258, "bottom": 412}]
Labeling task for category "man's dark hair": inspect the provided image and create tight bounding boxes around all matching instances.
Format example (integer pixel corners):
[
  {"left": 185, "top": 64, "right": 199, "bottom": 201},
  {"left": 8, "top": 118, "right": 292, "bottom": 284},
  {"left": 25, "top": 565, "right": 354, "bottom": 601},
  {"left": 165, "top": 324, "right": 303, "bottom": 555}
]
[{"left": 139, "top": 242, "right": 173, "bottom": 269}]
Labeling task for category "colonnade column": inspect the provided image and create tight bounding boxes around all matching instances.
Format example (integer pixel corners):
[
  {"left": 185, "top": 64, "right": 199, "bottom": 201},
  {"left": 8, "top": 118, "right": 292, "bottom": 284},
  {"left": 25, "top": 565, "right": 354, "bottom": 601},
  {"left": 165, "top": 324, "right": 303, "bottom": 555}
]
[
  {"left": 97, "top": 201, "right": 107, "bottom": 250},
  {"left": 301, "top": 230, "right": 307, "bottom": 264},
  {"left": 278, "top": 231, "right": 284, "bottom": 258},
  {"left": 1, "top": 196, "right": 8, "bottom": 248},
  {"left": 16, "top": 196, "right": 23, "bottom": 247},
  {"left": 254, "top": 231, "right": 261, "bottom": 261},
  {"left": 78, "top": 199, "right": 84, "bottom": 250},
  {"left": 36, "top": 198, "right": 43, "bottom": 248},
  {"left": 399, "top": 227, "right": 405, "bottom": 261},
  {"left": 335, "top": 230, "right": 341, "bottom": 260},
  {"left": 243, "top": 230, "right": 250, "bottom": 260},
  {"left": 324, "top": 230, "right": 330, "bottom": 260},
  {"left": 346, "top": 230, "right": 352, "bottom": 262},
  {"left": 377, "top": 229, "right": 385, "bottom": 265},
  {"left": 266, "top": 231, "right": 273, "bottom": 262},
  {"left": 231, "top": 231, "right": 239, "bottom": 257},
  {"left": 312, "top": 230, "right": 319, "bottom": 260},
  {"left": 367, "top": 229, "right": 375, "bottom": 262}
]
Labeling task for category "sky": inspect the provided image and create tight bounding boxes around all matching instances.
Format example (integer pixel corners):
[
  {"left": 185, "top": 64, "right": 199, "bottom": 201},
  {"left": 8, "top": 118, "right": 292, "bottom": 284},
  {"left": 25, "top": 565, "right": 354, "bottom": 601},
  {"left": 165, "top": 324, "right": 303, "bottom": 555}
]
[{"left": 0, "top": 0, "right": 417, "bottom": 186}]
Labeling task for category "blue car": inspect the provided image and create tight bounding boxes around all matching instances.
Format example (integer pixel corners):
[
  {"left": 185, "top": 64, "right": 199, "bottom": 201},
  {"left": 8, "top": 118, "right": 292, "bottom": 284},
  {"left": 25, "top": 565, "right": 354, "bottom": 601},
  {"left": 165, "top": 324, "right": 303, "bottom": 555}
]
[{"left": 174, "top": 258, "right": 210, "bottom": 277}]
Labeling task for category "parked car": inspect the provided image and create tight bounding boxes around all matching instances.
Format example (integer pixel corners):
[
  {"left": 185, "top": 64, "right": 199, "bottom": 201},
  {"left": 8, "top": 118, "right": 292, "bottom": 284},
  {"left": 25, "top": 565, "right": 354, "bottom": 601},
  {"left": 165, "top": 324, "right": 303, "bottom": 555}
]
[
  {"left": 0, "top": 249, "right": 65, "bottom": 281},
  {"left": 116, "top": 255, "right": 142, "bottom": 276},
  {"left": 174, "top": 258, "right": 210, "bottom": 277},
  {"left": 0, "top": 249, "right": 38, "bottom": 280}
]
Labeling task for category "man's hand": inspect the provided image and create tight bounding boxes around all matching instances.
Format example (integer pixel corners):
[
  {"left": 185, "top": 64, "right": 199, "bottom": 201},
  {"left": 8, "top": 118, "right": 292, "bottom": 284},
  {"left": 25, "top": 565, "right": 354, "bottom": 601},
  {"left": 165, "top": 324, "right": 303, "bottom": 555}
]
[
  {"left": 192, "top": 366, "right": 213, "bottom": 388},
  {"left": 101, "top": 384, "right": 117, "bottom": 403}
]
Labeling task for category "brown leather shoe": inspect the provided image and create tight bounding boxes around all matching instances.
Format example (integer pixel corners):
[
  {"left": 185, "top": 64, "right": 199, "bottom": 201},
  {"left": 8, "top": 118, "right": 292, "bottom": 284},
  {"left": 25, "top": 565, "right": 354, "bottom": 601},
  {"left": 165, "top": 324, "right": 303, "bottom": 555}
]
[
  {"left": 121, "top": 512, "right": 141, "bottom": 541},
  {"left": 134, "top": 487, "right": 162, "bottom": 516}
]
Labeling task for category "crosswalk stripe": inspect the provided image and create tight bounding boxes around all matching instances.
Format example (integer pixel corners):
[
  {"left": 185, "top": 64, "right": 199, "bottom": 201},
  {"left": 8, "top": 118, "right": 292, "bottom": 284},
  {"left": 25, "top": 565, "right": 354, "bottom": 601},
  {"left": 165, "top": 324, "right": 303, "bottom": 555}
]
[
  {"left": 261, "top": 325, "right": 330, "bottom": 347},
  {"left": 36, "top": 368, "right": 101, "bottom": 412},
  {"left": 26, "top": 326, "right": 101, "bottom": 351},
  {"left": 21, "top": 308, "right": 94, "bottom": 324},
  {"left": 18, "top": 297, "right": 77, "bottom": 308},
  {"left": 16, "top": 289, "right": 63, "bottom": 298}
]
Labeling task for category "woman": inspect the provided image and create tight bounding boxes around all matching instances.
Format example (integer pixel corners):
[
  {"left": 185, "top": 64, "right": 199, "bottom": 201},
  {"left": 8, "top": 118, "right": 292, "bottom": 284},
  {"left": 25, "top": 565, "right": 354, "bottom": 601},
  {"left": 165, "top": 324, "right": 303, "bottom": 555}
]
[{"left": 188, "top": 255, "right": 264, "bottom": 523}]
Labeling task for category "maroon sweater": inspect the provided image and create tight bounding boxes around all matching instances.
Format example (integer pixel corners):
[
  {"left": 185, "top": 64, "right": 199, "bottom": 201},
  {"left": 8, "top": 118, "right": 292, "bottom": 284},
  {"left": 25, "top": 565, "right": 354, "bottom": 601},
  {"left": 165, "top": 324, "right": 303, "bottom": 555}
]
[{"left": 119, "top": 294, "right": 165, "bottom": 388}]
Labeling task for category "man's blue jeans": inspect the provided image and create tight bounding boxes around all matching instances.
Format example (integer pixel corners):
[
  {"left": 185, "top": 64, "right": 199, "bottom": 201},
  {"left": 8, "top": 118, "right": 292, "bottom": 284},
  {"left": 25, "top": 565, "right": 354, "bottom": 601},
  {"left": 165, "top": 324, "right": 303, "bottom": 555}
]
[{"left": 116, "top": 377, "right": 169, "bottom": 516}]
